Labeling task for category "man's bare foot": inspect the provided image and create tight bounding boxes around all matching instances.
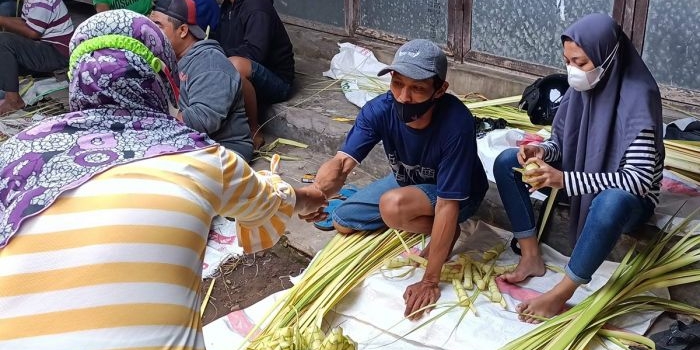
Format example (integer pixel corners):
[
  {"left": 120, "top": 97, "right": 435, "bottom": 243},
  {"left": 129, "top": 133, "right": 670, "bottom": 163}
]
[
  {"left": 502, "top": 254, "right": 546, "bottom": 283},
  {"left": 253, "top": 132, "right": 265, "bottom": 150},
  {"left": 515, "top": 290, "right": 568, "bottom": 323},
  {"left": 0, "top": 99, "right": 25, "bottom": 115}
]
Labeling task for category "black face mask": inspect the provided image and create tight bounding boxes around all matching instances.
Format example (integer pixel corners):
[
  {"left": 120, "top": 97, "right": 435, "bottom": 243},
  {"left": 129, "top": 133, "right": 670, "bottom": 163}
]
[{"left": 393, "top": 95, "right": 437, "bottom": 123}]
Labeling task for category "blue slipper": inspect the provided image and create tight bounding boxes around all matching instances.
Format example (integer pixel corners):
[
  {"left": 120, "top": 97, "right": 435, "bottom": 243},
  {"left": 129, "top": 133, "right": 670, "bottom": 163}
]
[
  {"left": 332, "top": 184, "right": 359, "bottom": 200},
  {"left": 314, "top": 198, "right": 344, "bottom": 231}
]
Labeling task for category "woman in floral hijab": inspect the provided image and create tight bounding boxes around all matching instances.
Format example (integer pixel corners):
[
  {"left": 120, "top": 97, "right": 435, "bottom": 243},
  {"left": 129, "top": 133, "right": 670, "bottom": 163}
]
[
  {"left": 0, "top": 10, "right": 325, "bottom": 347},
  {"left": 0, "top": 9, "right": 212, "bottom": 245}
]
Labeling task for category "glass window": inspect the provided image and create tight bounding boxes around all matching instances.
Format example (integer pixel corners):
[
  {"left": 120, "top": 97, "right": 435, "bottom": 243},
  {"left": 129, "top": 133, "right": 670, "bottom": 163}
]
[
  {"left": 275, "top": 0, "right": 345, "bottom": 28},
  {"left": 359, "top": 0, "right": 449, "bottom": 44},
  {"left": 642, "top": 0, "right": 700, "bottom": 91},
  {"left": 470, "top": 0, "right": 614, "bottom": 68}
]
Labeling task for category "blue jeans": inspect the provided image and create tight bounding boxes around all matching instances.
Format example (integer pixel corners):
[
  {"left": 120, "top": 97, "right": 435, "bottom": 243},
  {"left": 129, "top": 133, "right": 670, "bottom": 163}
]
[
  {"left": 331, "top": 174, "right": 483, "bottom": 231},
  {"left": 250, "top": 60, "right": 291, "bottom": 104},
  {"left": 493, "top": 148, "right": 654, "bottom": 284},
  {"left": 0, "top": 1, "right": 16, "bottom": 17}
]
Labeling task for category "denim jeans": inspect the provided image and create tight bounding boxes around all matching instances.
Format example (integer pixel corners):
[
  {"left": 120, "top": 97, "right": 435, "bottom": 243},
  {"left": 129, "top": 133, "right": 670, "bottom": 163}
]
[
  {"left": 0, "top": 1, "right": 16, "bottom": 17},
  {"left": 250, "top": 60, "right": 291, "bottom": 104},
  {"left": 331, "top": 174, "right": 483, "bottom": 231},
  {"left": 493, "top": 148, "right": 654, "bottom": 284}
]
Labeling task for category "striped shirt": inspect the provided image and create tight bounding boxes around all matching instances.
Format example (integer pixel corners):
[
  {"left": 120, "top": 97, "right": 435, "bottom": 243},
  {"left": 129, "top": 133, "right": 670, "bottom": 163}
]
[
  {"left": 21, "top": 0, "right": 74, "bottom": 56},
  {"left": 539, "top": 129, "right": 662, "bottom": 204},
  {"left": 0, "top": 146, "right": 295, "bottom": 349}
]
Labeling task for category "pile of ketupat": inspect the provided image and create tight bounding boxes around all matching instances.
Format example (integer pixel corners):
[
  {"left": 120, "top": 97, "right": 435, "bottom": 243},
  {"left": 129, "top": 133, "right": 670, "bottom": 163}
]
[
  {"left": 242, "top": 229, "right": 424, "bottom": 350},
  {"left": 501, "top": 212, "right": 700, "bottom": 350},
  {"left": 383, "top": 242, "right": 517, "bottom": 313}
]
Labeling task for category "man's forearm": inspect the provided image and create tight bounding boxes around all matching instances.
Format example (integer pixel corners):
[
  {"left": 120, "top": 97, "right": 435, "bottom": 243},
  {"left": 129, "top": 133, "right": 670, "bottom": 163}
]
[
  {"left": 422, "top": 199, "right": 460, "bottom": 284},
  {"left": 0, "top": 17, "right": 40, "bottom": 39}
]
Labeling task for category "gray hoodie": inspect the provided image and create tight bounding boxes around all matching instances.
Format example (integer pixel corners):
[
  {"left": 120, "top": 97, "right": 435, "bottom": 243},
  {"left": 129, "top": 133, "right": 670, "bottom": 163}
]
[{"left": 178, "top": 40, "right": 253, "bottom": 162}]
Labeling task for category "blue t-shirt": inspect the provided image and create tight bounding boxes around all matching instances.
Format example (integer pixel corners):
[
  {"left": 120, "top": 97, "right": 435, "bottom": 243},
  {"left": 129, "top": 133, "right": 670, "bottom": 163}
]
[{"left": 341, "top": 92, "right": 488, "bottom": 201}]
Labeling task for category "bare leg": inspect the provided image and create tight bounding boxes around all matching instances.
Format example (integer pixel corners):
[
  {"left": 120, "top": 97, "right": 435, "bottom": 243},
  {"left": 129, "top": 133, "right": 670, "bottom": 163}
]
[
  {"left": 379, "top": 186, "right": 460, "bottom": 263},
  {"left": 502, "top": 236, "right": 546, "bottom": 283},
  {"left": 0, "top": 91, "right": 25, "bottom": 115},
  {"left": 516, "top": 275, "right": 578, "bottom": 323},
  {"left": 228, "top": 56, "right": 264, "bottom": 149}
]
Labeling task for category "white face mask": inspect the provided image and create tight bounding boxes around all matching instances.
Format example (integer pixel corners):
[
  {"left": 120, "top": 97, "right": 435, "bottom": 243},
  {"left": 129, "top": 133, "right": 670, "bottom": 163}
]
[{"left": 567, "top": 42, "right": 620, "bottom": 91}]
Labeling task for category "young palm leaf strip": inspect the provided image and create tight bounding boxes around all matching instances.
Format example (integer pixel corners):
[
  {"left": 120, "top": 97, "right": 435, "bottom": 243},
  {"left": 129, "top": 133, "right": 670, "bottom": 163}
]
[
  {"left": 501, "top": 212, "right": 700, "bottom": 350},
  {"left": 243, "top": 228, "right": 423, "bottom": 350}
]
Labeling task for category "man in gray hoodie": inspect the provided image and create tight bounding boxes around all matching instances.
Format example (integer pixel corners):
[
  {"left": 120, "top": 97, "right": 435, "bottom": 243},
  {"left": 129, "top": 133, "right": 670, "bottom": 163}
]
[{"left": 151, "top": 0, "right": 254, "bottom": 162}]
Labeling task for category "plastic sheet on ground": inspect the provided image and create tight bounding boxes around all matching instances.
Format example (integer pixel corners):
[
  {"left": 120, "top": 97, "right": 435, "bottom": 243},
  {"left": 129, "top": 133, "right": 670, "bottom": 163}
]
[
  {"left": 202, "top": 220, "right": 667, "bottom": 350},
  {"left": 202, "top": 216, "right": 244, "bottom": 279}
]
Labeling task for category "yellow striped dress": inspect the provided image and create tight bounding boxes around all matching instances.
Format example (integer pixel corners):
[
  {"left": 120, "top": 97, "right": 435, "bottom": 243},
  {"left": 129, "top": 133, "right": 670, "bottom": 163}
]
[{"left": 0, "top": 146, "right": 295, "bottom": 349}]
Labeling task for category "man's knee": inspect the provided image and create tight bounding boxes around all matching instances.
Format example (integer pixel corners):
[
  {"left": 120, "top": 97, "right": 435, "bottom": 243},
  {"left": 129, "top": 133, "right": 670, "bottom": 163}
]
[
  {"left": 228, "top": 56, "right": 252, "bottom": 79},
  {"left": 378, "top": 190, "right": 419, "bottom": 228},
  {"left": 332, "top": 221, "right": 356, "bottom": 234}
]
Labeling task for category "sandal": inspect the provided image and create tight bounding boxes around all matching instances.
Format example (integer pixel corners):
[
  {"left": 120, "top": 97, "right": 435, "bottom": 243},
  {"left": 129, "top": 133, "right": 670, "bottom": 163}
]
[{"left": 313, "top": 185, "right": 360, "bottom": 231}]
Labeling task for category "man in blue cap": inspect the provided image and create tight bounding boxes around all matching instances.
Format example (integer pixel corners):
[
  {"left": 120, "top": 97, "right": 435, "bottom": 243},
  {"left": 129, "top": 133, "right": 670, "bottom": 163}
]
[
  {"left": 309, "top": 39, "right": 488, "bottom": 320},
  {"left": 151, "top": 0, "right": 253, "bottom": 162}
]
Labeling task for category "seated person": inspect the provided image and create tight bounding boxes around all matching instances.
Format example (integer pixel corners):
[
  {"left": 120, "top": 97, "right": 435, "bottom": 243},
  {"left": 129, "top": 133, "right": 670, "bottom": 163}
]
[
  {"left": 151, "top": 0, "right": 254, "bottom": 161},
  {"left": 193, "top": 0, "right": 219, "bottom": 38},
  {"left": 216, "top": 0, "right": 295, "bottom": 149},
  {"left": 493, "top": 13, "right": 664, "bottom": 323},
  {"left": 0, "top": 0, "right": 73, "bottom": 114},
  {"left": 0, "top": 10, "right": 326, "bottom": 347},
  {"left": 94, "top": 0, "right": 152, "bottom": 14},
  {"left": 312, "top": 39, "right": 488, "bottom": 321}
]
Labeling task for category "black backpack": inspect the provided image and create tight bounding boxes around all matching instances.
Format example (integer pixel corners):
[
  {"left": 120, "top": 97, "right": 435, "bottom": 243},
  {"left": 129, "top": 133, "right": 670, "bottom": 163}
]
[{"left": 519, "top": 74, "right": 569, "bottom": 126}]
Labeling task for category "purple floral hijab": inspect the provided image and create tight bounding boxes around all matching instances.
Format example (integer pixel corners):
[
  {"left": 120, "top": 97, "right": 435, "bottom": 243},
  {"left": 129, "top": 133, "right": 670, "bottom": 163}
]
[{"left": 0, "top": 10, "right": 214, "bottom": 248}]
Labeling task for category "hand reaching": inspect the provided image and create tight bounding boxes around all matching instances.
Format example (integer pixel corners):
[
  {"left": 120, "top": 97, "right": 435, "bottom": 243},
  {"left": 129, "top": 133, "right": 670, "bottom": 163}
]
[
  {"left": 403, "top": 280, "right": 441, "bottom": 321},
  {"left": 294, "top": 185, "right": 328, "bottom": 222}
]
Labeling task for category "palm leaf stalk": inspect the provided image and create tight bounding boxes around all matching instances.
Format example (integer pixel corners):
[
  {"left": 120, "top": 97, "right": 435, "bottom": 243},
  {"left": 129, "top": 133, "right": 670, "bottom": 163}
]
[
  {"left": 242, "top": 229, "right": 423, "bottom": 349},
  {"left": 501, "top": 212, "right": 700, "bottom": 350}
]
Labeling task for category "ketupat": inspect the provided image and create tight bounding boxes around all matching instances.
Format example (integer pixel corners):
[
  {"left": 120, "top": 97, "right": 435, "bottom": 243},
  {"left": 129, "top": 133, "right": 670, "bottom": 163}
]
[
  {"left": 243, "top": 229, "right": 423, "bottom": 350},
  {"left": 319, "top": 327, "right": 356, "bottom": 350},
  {"left": 487, "top": 276, "right": 507, "bottom": 309},
  {"left": 513, "top": 162, "right": 541, "bottom": 187},
  {"left": 462, "top": 256, "right": 474, "bottom": 290},
  {"left": 440, "top": 261, "right": 464, "bottom": 282},
  {"left": 472, "top": 265, "right": 486, "bottom": 291},
  {"left": 453, "top": 278, "right": 477, "bottom": 314},
  {"left": 482, "top": 242, "right": 506, "bottom": 262}
]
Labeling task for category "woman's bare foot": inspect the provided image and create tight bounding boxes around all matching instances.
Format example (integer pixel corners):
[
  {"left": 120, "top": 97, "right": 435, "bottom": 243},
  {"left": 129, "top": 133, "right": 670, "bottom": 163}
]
[
  {"left": 516, "top": 277, "right": 578, "bottom": 323},
  {"left": 502, "top": 254, "right": 546, "bottom": 283},
  {"left": 516, "top": 291, "right": 567, "bottom": 323},
  {"left": 502, "top": 236, "right": 545, "bottom": 283}
]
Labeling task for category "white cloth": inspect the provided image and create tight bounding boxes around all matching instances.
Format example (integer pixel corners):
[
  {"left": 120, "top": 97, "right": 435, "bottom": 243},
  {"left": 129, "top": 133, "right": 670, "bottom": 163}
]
[{"left": 203, "top": 221, "right": 667, "bottom": 350}]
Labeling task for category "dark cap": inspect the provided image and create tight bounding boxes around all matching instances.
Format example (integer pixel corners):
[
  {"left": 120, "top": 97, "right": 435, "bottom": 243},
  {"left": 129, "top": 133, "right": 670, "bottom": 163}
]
[
  {"left": 153, "top": 0, "right": 207, "bottom": 40},
  {"left": 378, "top": 39, "right": 447, "bottom": 81}
]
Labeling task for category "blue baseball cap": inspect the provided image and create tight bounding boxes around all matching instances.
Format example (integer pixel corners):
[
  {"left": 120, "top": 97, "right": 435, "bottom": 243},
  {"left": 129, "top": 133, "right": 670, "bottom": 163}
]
[{"left": 378, "top": 39, "right": 448, "bottom": 81}]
